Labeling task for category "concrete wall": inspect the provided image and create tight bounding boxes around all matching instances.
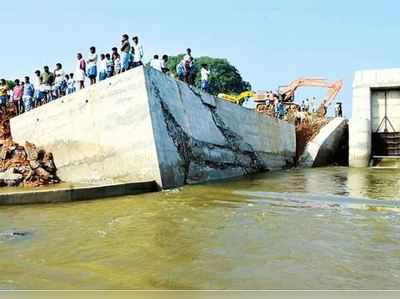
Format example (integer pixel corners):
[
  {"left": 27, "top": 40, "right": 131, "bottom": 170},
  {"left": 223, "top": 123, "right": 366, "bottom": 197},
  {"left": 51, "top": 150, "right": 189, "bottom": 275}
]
[
  {"left": 298, "top": 117, "right": 347, "bottom": 167},
  {"left": 11, "top": 68, "right": 161, "bottom": 185},
  {"left": 350, "top": 68, "right": 400, "bottom": 167},
  {"left": 143, "top": 67, "right": 296, "bottom": 187},
  {"left": 0, "top": 181, "right": 157, "bottom": 205},
  {"left": 11, "top": 66, "right": 296, "bottom": 189}
]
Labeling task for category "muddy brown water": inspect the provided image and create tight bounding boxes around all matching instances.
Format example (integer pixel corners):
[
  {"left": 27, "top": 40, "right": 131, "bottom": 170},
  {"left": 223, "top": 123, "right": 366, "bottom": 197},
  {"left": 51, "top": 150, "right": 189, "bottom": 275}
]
[{"left": 0, "top": 167, "right": 399, "bottom": 290}]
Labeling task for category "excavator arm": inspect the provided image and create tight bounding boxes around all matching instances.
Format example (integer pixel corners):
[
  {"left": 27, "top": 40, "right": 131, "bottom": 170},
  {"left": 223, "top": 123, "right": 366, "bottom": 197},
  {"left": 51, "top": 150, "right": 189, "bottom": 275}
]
[
  {"left": 279, "top": 78, "right": 327, "bottom": 102},
  {"left": 279, "top": 78, "right": 343, "bottom": 109}
]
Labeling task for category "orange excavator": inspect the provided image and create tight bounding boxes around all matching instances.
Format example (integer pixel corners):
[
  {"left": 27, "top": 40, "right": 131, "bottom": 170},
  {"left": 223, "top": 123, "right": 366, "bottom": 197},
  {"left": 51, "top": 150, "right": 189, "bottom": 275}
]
[{"left": 254, "top": 78, "right": 343, "bottom": 116}]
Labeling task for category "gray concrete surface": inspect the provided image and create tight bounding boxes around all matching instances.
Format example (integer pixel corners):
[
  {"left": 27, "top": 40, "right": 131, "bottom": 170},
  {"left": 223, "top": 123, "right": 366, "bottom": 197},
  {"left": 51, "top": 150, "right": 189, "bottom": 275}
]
[
  {"left": 298, "top": 117, "right": 348, "bottom": 167},
  {"left": 350, "top": 69, "right": 400, "bottom": 167},
  {"left": 11, "top": 66, "right": 296, "bottom": 189},
  {"left": 0, "top": 181, "right": 157, "bottom": 205}
]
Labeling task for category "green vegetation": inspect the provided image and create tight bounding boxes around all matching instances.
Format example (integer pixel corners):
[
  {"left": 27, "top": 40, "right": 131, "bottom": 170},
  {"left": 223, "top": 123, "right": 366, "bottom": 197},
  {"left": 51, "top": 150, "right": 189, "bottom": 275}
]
[
  {"left": 6, "top": 80, "right": 15, "bottom": 90},
  {"left": 167, "top": 55, "right": 251, "bottom": 96}
]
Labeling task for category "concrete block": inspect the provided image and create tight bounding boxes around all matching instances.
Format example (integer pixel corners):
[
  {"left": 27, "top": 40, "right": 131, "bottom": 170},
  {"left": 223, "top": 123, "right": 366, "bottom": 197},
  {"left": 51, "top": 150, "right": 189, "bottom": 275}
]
[
  {"left": 299, "top": 118, "right": 348, "bottom": 167},
  {"left": 11, "top": 66, "right": 296, "bottom": 189}
]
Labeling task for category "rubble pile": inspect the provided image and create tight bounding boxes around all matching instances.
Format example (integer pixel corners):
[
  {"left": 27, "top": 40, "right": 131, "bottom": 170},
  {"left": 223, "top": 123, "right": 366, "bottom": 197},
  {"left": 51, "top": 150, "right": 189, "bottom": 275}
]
[
  {"left": 295, "top": 116, "right": 328, "bottom": 160},
  {"left": 0, "top": 109, "right": 60, "bottom": 187}
]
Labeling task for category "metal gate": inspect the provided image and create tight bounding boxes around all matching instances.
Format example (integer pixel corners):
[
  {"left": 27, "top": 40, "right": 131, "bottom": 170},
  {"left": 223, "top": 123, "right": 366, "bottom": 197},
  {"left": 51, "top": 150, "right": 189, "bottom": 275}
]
[{"left": 371, "top": 90, "right": 400, "bottom": 156}]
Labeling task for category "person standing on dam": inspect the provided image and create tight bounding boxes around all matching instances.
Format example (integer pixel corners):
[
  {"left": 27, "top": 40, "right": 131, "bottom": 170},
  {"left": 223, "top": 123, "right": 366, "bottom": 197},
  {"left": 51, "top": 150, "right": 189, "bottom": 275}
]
[
  {"left": 98, "top": 54, "right": 107, "bottom": 81},
  {"left": 105, "top": 53, "right": 114, "bottom": 78},
  {"left": 161, "top": 55, "right": 169, "bottom": 74},
  {"left": 87, "top": 46, "right": 98, "bottom": 85},
  {"left": 0, "top": 79, "right": 8, "bottom": 109},
  {"left": 22, "top": 76, "right": 34, "bottom": 112},
  {"left": 67, "top": 73, "right": 76, "bottom": 94},
  {"left": 304, "top": 98, "right": 310, "bottom": 112},
  {"left": 201, "top": 64, "right": 210, "bottom": 93},
  {"left": 150, "top": 55, "right": 162, "bottom": 71},
  {"left": 54, "top": 63, "right": 66, "bottom": 98},
  {"left": 132, "top": 36, "right": 144, "bottom": 68},
  {"left": 111, "top": 47, "right": 121, "bottom": 75},
  {"left": 12, "top": 79, "right": 24, "bottom": 115},
  {"left": 41, "top": 66, "right": 54, "bottom": 103},
  {"left": 120, "top": 34, "right": 131, "bottom": 72},
  {"left": 276, "top": 100, "right": 285, "bottom": 119},
  {"left": 311, "top": 96, "right": 317, "bottom": 113},
  {"left": 183, "top": 48, "right": 193, "bottom": 84},
  {"left": 74, "top": 53, "right": 86, "bottom": 90},
  {"left": 32, "top": 70, "right": 41, "bottom": 108}
]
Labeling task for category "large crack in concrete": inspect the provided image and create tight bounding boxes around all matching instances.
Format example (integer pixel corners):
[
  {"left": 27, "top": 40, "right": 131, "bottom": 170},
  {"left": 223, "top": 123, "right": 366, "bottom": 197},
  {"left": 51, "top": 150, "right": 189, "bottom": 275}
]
[
  {"left": 151, "top": 81, "right": 267, "bottom": 184},
  {"left": 188, "top": 86, "right": 266, "bottom": 173}
]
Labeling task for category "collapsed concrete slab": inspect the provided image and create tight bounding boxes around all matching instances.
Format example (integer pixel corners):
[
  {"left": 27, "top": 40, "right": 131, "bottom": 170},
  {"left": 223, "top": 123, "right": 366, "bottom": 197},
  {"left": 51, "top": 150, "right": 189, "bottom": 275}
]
[
  {"left": 10, "top": 66, "right": 296, "bottom": 189},
  {"left": 298, "top": 117, "right": 348, "bottom": 167}
]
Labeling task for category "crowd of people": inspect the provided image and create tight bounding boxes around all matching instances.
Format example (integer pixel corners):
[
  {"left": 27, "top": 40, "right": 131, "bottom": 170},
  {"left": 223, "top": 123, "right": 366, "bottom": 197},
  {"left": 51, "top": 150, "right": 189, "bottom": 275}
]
[
  {"left": 257, "top": 92, "right": 332, "bottom": 124},
  {"left": 0, "top": 34, "right": 212, "bottom": 117}
]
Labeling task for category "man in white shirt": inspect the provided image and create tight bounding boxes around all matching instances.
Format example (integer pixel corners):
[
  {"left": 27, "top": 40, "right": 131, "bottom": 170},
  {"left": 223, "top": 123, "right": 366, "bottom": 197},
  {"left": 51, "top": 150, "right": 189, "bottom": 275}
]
[
  {"left": 99, "top": 53, "right": 107, "bottom": 81},
  {"left": 200, "top": 64, "right": 210, "bottom": 93},
  {"left": 150, "top": 55, "right": 162, "bottom": 71},
  {"left": 54, "top": 63, "right": 65, "bottom": 98},
  {"left": 132, "top": 36, "right": 144, "bottom": 68},
  {"left": 87, "top": 46, "right": 98, "bottom": 85}
]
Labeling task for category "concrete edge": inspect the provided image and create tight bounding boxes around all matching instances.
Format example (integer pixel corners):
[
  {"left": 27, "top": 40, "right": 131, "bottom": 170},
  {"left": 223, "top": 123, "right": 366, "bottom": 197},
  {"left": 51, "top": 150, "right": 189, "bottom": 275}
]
[
  {"left": 0, "top": 181, "right": 158, "bottom": 205},
  {"left": 299, "top": 118, "right": 347, "bottom": 167}
]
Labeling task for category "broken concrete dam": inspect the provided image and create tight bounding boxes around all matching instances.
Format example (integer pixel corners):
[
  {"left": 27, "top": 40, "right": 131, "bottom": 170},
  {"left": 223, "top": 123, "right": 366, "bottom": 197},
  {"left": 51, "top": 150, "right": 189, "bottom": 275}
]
[{"left": 10, "top": 66, "right": 296, "bottom": 189}]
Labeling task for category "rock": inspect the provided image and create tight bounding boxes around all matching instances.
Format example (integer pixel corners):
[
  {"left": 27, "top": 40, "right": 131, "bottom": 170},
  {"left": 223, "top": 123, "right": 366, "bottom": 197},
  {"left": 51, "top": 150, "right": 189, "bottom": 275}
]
[
  {"left": 42, "top": 152, "right": 57, "bottom": 174},
  {"left": 0, "top": 147, "right": 8, "bottom": 160},
  {"left": 24, "top": 142, "right": 38, "bottom": 161},
  {"left": 0, "top": 168, "right": 23, "bottom": 186},
  {"left": 34, "top": 167, "right": 51, "bottom": 180},
  {"left": 0, "top": 110, "right": 60, "bottom": 188},
  {"left": 29, "top": 160, "right": 40, "bottom": 170}
]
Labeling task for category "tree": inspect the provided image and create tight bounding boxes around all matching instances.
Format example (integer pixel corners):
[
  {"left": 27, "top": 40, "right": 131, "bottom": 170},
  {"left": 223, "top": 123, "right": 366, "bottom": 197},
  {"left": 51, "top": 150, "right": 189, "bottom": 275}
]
[
  {"left": 167, "top": 55, "right": 251, "bottom": 96},
  {"left": 6, "top": 80, "right": 15, "bottom": 90}
]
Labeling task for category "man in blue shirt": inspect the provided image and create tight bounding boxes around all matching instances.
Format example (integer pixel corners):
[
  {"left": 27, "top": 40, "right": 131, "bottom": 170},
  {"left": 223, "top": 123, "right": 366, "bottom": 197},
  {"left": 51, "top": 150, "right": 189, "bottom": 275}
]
[
  {"left": 276, "top": 100, "right": 285, "bottom": 119},
  {"left": 23, "top": 76, "right": 35, "bottom": 112}
]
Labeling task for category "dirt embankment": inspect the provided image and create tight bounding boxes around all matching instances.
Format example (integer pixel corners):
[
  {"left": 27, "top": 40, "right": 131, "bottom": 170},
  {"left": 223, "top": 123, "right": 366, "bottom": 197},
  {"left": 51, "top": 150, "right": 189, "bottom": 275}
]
[
  {"left": 0, "top": 108, "right": 60, "bottom": 187},
  {"left": 295, "top": 117, "right": 328, "bottom": 161}
]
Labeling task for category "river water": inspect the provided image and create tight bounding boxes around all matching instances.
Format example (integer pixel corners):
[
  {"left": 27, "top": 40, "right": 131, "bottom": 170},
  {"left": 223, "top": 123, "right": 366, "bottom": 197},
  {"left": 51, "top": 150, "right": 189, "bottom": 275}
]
[{"left": 0, "top": 167, "right": 399, "bottom": 290}]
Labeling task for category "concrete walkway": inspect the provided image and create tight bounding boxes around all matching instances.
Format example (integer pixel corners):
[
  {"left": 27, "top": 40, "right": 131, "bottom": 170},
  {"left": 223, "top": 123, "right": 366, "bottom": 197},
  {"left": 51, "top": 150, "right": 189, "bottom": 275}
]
[{"left": 0, "top": 181, "right": 158, "bottom": 205}]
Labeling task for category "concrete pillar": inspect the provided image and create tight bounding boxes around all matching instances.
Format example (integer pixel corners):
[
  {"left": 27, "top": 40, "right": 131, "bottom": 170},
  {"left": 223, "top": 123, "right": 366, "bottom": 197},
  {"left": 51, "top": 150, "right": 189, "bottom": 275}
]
[{"left": 349, "top": 117, "right": 371, "bottom": 167}]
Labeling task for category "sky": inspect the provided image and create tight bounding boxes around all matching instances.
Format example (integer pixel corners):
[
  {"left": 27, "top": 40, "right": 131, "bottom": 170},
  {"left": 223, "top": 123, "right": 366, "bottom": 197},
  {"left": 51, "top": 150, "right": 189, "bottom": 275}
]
[{"left": 0, "top": 0, "right": 399, "bottom": 117}]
